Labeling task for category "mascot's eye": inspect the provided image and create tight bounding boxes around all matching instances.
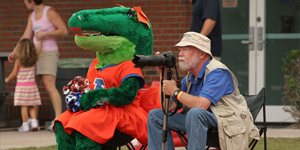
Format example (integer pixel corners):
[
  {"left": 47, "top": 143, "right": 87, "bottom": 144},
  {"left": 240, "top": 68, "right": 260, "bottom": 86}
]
[
  {"left": 127, "top": 9, "right": 137, "bottom": 17},
  {"left": 78, "top": 15, "right": 82, "bottom": 20}
]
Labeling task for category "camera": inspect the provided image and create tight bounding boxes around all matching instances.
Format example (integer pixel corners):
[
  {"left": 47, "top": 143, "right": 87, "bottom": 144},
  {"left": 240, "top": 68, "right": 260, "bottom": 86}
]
[{"left": 132, "top": 51, "right": 176, "bottom": 68}]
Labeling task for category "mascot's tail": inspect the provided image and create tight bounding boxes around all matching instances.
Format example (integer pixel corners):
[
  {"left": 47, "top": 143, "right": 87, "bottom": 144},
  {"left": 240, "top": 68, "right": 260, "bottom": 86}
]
[{"left": 140, "top": 81, "right": 161, "bottom": 113}]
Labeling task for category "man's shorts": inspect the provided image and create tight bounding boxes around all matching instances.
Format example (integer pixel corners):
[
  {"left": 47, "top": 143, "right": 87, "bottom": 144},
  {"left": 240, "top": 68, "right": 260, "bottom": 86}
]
[{"left": 36, "top": 51, "right": 59, "bottom": 77}]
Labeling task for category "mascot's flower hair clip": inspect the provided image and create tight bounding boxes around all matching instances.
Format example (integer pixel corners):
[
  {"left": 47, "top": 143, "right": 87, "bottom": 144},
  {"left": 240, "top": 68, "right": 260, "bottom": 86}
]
[{"left": 116, "top": 3, "right": 150, "bottom": 28}]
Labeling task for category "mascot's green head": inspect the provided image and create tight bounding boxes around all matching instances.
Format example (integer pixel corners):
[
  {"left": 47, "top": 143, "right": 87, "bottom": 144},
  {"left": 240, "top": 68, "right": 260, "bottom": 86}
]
[{"left": 68, "top": 5, "right": 153, "bottom": 68}]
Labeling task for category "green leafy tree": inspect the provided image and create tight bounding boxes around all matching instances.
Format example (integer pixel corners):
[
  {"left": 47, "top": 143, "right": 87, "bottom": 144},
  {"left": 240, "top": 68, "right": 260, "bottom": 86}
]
[{"left": 282, "top": 49, "right": 300, "bottom": 128}]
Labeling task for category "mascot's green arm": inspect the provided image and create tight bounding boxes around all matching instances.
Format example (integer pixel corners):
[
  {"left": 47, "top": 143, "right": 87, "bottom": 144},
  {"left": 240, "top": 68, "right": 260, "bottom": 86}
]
[{"left": 79, "top": 77, "right": 140, "bottom": 111}]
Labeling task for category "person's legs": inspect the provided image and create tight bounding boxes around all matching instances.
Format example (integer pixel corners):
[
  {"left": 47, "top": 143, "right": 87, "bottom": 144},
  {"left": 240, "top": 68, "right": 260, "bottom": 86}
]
[
  {"left": 147, "top": 109, "right": 186, "bottom": 150},
  {"left": 29, "top": 106, "right": 39, "bottom": 131},
  {"left": 34, "top": 75, "right": 41, "bottom": 117},
  {"left": 36, "top": 51, "right": 60, "bottom": 130},
  {"left": 185, "top": 108, "right": 217, "bottom": 150},
  {"left": 21, "top": 106, "right": 29, "bottom": 122},
  {"left": 43, "top": 74, "right": 62, "bottom": 130},
  {"left": 28, "top": 106, "right": 37, "bottom": 120},
  {"left": 19, "top": 106, "right": 30, "bottom": 132},
  {"left": 42, "top": 74, "right": 62, "bottom": 118}
]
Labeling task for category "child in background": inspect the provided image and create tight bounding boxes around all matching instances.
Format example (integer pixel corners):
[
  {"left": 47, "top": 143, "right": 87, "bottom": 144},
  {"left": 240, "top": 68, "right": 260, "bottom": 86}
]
[{"left": 5, "top": 39, "right": 42, "bottom": 132}]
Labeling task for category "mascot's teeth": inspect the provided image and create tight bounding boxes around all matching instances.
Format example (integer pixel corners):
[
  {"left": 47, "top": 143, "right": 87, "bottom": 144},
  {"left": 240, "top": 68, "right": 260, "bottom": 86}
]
[
  {"left": 91, "top": 33, "right": 102, "bottom": 36},
  {"left": 80, "top": 32, "right": 102, "bottom": 36},
  {"left": 79, "top": 32, "right": 117, "bottom": 37}
]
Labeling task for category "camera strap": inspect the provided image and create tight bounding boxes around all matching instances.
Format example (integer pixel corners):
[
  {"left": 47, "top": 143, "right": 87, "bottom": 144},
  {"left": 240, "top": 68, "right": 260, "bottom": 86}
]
[
  {"left": 186, "top": 72, "right": 192, "bottom": 93},
  {"left": 179, "top": 72, "right": 192, "bottom": 114},
  {"left": 169, "top": 66, "right": 182, "bottom": 116},
  {"left": 160, "top": 66, "right": 182, "bottom": 116}
]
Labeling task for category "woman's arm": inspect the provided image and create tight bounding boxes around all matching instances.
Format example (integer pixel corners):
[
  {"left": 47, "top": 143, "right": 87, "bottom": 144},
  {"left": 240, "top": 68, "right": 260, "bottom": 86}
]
[
  {"left": 36, "top": 40, "right": 42, "bottom": 56},
  {"left": 5, "top": 60, "right": 20, "bottom": 83},
  {"left": 22, "top": 13, "right": 34, "bottom": 39},
  {"left": 8, "top": 13, "right": 33, "bottom": 63},
  {"left": 35, "top": 8, "right": 68, "bottom": 40}
]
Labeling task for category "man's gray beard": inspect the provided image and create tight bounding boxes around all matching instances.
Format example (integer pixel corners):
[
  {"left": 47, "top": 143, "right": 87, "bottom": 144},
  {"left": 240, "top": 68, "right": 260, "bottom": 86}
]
[{"left": 178, "top": 53, "right": 201, "bottom": 71}]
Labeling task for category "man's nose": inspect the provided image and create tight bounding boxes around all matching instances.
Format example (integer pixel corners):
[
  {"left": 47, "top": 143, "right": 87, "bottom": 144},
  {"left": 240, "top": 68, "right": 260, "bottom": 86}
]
[{"left": 178, "top": 50, "right": 184, "bottom": 56}]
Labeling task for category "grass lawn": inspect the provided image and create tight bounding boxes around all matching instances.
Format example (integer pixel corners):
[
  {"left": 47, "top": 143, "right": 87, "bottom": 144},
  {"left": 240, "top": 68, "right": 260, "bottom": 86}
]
[
  {"left": 4, "top": 138, "right": 300, "bottom": 150},
  {"left": 254, "top": 138, "right": 300, "bottom": 150}
]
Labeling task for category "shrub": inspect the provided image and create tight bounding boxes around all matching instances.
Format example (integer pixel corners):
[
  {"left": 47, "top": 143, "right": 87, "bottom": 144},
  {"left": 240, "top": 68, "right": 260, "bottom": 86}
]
[{"left": 282, "top": 49, "right": 300, "bottom": 128}]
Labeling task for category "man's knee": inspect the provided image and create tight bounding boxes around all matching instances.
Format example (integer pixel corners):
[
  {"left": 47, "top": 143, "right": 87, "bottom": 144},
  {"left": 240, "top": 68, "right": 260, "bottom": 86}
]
[
  {"left": 187, "top": 108, "right": 206, "bottom": 116},
  {"left": 186, "top": 108, "right": 217, "bottom": 128},
  {"left": 149, "top": 108, "right": 161, "bottom": 117},
  {"left": 148, "top": 109, "right": 163, "bottom": 124},
  {"left": 186, "top": 108, "right": 207, "bottom": 121}
]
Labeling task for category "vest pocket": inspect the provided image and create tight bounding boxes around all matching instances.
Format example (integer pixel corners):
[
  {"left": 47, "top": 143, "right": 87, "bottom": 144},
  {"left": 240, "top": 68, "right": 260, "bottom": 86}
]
[{"left": 219, "top": 112, "right": 247, "bottom": 150}]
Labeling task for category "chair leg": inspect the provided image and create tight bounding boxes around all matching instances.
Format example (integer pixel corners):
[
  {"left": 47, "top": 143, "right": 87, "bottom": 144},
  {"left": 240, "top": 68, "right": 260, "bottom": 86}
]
[
  {"left": 124, "top": 142, "right": 136, "bottom": 150},
  {"left": 250, "top": 140, "right": 259, "bottom": 150},
  {"left": 176, "top": 131, "right": 188, "bottom": 150},
  {"left": 263, "top": 128, "right": 267, "bottom": 150},
  {"left": 139, "top": 144, "right": 148, "bottom": 150},
  {"left": 249, "top": 127, "right": 267, "bottom": 150},
  {"left": 249, "top": 137, "right": 258, "bottom": 150}
]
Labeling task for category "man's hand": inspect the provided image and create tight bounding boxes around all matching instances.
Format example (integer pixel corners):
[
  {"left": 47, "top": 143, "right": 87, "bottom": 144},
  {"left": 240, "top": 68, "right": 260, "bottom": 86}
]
[{"left": 162, "top": 79, "right": 179, "bottom": 96}]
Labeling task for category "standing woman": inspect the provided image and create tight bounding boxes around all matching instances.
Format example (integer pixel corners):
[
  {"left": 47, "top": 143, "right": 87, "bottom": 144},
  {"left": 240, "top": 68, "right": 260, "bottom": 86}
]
[{"left": 8, "top": 0, "right": 68, "bottom": 130}]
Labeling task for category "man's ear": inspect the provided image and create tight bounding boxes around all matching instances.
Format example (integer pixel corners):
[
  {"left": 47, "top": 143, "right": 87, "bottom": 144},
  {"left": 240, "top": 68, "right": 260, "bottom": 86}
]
[{"left": 199, "top": 50, "right": 206, "bottom": 59}]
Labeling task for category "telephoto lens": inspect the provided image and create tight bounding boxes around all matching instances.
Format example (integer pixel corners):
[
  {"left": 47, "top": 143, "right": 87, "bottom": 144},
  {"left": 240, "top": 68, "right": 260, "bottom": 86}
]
[
  {"left": 133, "top": 55, "right": 166, "bottom": 68},
  {"left": 132, "top": 51, "right": 176, "bottom": 68}
]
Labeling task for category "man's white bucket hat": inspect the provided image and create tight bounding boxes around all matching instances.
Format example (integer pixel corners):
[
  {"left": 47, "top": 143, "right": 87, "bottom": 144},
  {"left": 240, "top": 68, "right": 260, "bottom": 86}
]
[{"left": 175, "top": 32, "right": 212, "bottom": 57}]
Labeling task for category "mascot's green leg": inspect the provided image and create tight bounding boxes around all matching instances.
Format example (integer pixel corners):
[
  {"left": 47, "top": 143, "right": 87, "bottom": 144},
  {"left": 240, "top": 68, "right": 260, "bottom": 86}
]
[
  {"left": 54, "top": 122, "right": 76, "bottom": 150},
  {"left": 74, "top": 130, "right": 102, "bottom": 150}
]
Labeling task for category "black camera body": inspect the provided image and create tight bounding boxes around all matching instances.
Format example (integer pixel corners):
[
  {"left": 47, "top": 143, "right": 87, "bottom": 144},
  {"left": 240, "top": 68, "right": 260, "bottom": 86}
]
[{"left": 132, "top": 51, "right": 176, "bottom": 68}]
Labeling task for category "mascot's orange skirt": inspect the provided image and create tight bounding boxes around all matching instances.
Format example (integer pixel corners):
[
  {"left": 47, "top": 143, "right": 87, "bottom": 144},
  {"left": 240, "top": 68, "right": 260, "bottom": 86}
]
[
  {"left": 55, "top": 85, "right": 161, "bottom": 145},
  {"left": 55, "top": 100, "right": 148, "bottom": 144}
]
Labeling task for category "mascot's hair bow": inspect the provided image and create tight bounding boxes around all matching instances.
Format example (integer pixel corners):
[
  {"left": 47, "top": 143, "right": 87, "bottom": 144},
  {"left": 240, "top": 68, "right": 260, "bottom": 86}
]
[{"left": 116, "top": 3, "right": 150, "bottom": 28}]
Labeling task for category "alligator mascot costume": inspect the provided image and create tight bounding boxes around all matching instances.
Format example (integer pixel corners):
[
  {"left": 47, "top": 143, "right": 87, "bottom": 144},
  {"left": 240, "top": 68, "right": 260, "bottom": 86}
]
[{"left": 54, "top": 5, "right": 160, "bottom": 150}]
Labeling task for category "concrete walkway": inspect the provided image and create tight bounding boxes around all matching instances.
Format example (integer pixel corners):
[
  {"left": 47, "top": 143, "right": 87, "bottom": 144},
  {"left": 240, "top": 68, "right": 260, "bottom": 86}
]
[
  {"left": 0, "top": 127, "right": 300, "bottom": 150},
  {"left": 0, "top": 130, "right": 56, "bottom": 150}
]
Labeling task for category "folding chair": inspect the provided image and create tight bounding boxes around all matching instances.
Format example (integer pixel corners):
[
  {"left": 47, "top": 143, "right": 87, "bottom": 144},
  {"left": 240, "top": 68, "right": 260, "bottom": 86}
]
[
  {"left": 244, "top": 87, "right": 267, "bottom": 150},
  {"left": 104, "top": 129, "right": 147, "bottom": 150},
  {"left": 175, "top": 87, "right": 267, "bottom": 150}
]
